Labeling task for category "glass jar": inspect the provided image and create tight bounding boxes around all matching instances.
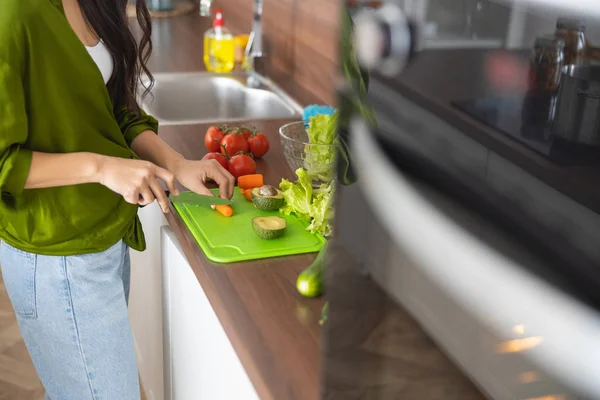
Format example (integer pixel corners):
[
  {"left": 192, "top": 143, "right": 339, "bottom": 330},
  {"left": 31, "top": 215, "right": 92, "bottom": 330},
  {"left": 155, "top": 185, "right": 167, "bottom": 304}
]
[
  {"left": 528, "top": 35, "right": 565, "bottom": 92},
  {"left": 555, "top": 17, "right": 586, "bottom": 65}
]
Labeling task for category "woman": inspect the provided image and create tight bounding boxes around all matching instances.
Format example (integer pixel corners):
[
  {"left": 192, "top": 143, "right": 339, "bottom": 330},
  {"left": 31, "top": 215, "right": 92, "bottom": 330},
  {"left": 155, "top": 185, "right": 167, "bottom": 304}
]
[{"left": 0, "top": 0, "right": 234, "bottom": 398}]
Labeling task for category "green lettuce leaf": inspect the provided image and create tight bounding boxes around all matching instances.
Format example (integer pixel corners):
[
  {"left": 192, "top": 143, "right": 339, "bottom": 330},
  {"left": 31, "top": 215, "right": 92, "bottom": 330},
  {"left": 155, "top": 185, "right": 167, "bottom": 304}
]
[
  {"left": 279, "top": 168, "right": 336, "bottom": 237},
  {"left": 304, "top": 112, "right": 339, "bottom": 183},
  {"left": 279, "top": 168, "right": 313, "bottom": 222},
  {"left": 307, "top": 112, "right": 338, "bottom": 144},
  {"left": 307, "top": 182, "right": 335, "bottom": 236}
]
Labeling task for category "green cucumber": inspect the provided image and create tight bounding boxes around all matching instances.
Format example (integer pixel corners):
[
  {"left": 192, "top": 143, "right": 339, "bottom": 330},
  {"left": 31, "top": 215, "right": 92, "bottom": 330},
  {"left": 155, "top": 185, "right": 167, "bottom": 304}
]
[{"left": 297, "top": 241, "right": 328, "bottom": 297}]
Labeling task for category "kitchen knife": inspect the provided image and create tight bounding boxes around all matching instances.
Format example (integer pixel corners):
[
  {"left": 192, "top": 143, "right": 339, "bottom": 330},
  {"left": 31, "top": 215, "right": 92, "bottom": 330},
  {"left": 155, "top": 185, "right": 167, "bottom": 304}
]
[{"left": 167, "top": 190, "right": 233, "bottom": 206}]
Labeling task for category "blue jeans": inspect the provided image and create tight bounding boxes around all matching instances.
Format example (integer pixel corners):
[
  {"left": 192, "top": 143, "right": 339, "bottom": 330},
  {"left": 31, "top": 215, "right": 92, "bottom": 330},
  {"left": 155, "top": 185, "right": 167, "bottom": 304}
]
[{"left": 0, "top": 240, "right": 140, "bottom": 400}]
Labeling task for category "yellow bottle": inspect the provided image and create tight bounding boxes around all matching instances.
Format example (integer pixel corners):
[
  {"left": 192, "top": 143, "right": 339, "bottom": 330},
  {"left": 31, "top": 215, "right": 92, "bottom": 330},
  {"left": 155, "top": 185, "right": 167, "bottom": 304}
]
[{"left": 203, "top": 9, "right": 235, "bottom": 73}]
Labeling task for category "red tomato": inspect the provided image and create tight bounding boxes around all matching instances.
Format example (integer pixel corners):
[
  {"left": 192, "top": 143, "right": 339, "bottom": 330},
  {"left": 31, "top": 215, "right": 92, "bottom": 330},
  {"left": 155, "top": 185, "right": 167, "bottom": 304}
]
[
  {"left": 228, "top": 154, "right": 256, "bottom": 179},
  {"left": 202, "top": 152, "right": 229, "bottom": 170},
  {"left": 248, "top": 133, "right": 270, "bottom": 158},
  {"left": 220, "top": 133, "right": 249, "bottom": 157},
  {"left": 204, "top": 126, "right": 225, "bottom": 153},
  {"left": 238, "top": 127, "right": 253, "bottom": 140}
]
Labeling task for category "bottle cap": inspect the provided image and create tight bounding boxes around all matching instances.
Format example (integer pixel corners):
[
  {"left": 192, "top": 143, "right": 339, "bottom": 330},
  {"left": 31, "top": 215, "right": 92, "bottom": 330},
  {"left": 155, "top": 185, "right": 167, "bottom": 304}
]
[{"left": 213, "top": 9, "right": 225, "bottom": 27}]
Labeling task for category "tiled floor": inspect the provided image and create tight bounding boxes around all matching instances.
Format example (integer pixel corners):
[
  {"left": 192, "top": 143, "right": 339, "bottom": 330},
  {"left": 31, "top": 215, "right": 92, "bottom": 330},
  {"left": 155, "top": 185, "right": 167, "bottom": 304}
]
[{"left": 0, "top": 275, "right": 147, "bottom": 400}]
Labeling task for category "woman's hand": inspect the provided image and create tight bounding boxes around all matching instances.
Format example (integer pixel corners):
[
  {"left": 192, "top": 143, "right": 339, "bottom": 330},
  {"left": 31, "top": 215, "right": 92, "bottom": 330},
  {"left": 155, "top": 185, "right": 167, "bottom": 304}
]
[
  {"left": 97, "top": 156, "right": 178, "bottom": 213},
  {"left": 128, "top": 131, "right": 234, "bottom": 200},
  {"left": 172, "top": 159, "right": 235, "bottom": 200}
]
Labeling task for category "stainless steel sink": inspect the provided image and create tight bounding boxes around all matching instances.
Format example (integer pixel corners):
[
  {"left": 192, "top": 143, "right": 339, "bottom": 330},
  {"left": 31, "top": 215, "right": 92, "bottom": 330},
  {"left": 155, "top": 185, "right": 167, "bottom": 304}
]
[{"left": 138, "top": 72, "right": 302, "bottom": 126}]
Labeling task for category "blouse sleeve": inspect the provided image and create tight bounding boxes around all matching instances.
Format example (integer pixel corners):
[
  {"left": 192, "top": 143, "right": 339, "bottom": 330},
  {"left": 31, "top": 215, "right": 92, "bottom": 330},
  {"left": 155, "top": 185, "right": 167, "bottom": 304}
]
[
  {"left": 0, "top": 51, "right": 32, "bottom": 197},
  {"left": 113, "top": 106, "right": 159, "bottom": 147}
]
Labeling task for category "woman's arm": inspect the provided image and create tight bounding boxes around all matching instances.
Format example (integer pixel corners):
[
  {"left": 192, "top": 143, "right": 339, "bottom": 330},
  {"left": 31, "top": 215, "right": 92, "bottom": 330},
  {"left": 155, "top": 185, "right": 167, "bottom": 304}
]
[
  {"left": 129, "top": 130, "right": 185, "bottom": 173},
  {"left": 24, "top": 152, "right": 104, "bottom": 189},
  {"left": 23, "top": 151, "right": 178, "bottom": 212}
]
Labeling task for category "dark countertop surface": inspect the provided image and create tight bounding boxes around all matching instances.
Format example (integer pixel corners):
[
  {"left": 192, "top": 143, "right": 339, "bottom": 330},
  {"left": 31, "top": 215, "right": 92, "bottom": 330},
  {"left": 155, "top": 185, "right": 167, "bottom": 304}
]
[{"left": 141, "top": 11, "right": 486, "bottom": 400}]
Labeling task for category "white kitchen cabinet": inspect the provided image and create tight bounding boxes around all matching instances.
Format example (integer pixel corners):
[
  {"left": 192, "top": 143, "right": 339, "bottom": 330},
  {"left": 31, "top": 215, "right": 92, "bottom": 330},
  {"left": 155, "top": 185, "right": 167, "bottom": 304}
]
[
  {"left": 161, "top": 227, "right": 259, "bottom": 400},
  {"left": 129, "top": 202, "right": 168, "bottom": 400}
]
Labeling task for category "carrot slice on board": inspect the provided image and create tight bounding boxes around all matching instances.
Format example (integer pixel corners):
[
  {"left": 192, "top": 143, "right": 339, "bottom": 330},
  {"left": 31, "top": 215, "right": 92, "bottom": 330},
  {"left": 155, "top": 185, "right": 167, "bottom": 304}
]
[{"left": 214, "top": 205, "right": 234, "bottom": 217}]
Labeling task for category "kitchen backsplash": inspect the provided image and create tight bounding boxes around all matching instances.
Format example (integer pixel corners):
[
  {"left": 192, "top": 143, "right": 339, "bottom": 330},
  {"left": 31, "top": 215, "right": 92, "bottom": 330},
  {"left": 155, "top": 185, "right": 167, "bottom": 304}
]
[{"left": 213, "top": 0, "right": 340, "bottom": 105}]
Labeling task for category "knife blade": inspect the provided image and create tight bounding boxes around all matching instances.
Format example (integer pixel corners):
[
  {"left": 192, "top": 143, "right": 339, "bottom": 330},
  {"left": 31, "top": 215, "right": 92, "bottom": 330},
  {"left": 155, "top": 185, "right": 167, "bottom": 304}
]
[{"left": 168, "top": 190, "right": 233, "bottom": 206}]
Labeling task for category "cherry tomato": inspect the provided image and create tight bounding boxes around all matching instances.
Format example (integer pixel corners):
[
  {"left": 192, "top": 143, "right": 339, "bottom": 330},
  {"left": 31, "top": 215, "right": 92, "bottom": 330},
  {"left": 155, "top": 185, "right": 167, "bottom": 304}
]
[
  {"left": 204, "top": 126, "right": 225, "bottom": 153},
  {"left": 220, "top": 133, "right": 249, "bottom": 157},
  {"left": 228, "top": 154, "right": 256, "bottom": 179},
  {"left": 202, "top": 152, "right": 229, "bottom": 170},
  {"left": 238, "top": 127, "right": 253, "bottom": 140},
  {"left": 248, "top": 133, "right": 270, "bottom": 158}
]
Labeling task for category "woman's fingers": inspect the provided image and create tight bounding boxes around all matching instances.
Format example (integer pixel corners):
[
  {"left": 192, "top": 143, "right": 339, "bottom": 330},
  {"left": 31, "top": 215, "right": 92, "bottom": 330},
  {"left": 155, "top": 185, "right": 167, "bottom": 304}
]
[
  {"left": 154, "top": 165, "right": 178, "bottom": 196},
  {"left": 207, "top": 160, "right": 235, "bottom": 199},
  {"left": 138, "top": 185, "right": 155, "bottom": 206},
  {"left": 136, "top": 164, "right": 173, "bottom": 211},
  {"left": 187, "top": 179, "right": 215, "bottom": 197},
  {"left": 124, "top": 189, "right": 141, "bottom": 205},
  {"left": 149, "top": 179, "right": 170, "bottom": 213}
]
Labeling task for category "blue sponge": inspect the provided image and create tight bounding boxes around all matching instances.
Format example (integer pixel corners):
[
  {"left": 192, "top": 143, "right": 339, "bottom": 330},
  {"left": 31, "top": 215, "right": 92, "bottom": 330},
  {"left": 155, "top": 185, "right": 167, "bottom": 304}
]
[{"left": 303, "top": 104, "right": 336, "bottom": 127}]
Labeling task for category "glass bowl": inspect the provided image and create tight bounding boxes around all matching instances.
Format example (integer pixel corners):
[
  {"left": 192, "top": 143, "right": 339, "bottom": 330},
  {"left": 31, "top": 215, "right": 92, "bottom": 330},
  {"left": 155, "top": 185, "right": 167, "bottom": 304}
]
[{"left": 279, "top": 121, "right": 337, "bottom": 185}]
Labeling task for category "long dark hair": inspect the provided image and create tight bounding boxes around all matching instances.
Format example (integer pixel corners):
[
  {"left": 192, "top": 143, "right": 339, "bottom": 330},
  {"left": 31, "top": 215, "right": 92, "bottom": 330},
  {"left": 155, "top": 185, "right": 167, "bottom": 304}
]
[{"left": 78, "top": 0, "right": 154, "bottom": 114}]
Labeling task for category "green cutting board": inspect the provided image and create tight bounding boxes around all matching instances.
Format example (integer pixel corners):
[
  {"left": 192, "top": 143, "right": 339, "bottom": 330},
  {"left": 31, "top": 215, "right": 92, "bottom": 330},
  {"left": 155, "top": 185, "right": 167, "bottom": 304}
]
[{"left": 172, "top": 188, "right": 326, "bottom": 264}]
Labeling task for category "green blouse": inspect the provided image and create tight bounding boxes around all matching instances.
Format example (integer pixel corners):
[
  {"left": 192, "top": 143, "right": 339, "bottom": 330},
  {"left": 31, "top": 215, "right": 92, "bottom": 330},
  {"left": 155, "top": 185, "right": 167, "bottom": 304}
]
[{"left": 0, "top": 0, "right": 158, "bottom": 255}]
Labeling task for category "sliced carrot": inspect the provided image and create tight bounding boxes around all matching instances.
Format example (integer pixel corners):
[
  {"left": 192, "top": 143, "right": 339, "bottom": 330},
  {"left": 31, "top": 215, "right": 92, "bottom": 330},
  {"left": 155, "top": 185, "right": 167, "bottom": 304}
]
[
  {"left": 238, "top": 174, "right": 264, "bottom": 190},
  {"left": 215, "top": 204, "right": 234, "bottom": 217},
  {"left": 243, "top": 189, "right": 252, "bottom": 201}
]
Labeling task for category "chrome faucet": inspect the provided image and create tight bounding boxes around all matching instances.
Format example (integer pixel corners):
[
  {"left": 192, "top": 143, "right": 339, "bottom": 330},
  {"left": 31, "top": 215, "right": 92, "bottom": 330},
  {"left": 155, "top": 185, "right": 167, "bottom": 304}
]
[{"left": 199, "top": 0, "right": 264, "bottom": 87}]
